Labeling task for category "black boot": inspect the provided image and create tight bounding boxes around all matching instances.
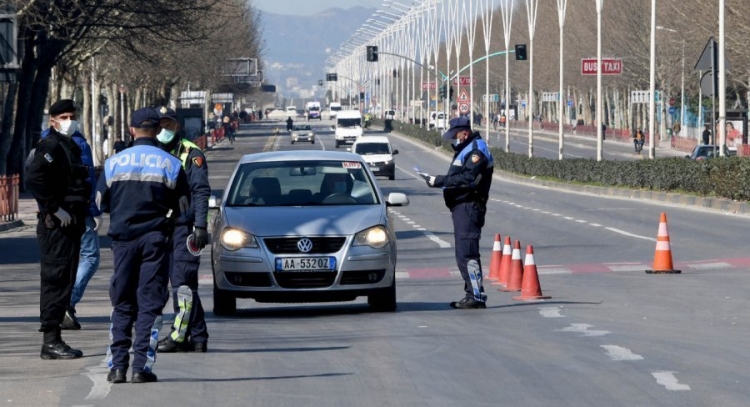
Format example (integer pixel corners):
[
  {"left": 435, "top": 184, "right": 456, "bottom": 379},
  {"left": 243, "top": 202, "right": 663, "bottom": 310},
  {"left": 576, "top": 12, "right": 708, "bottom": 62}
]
[
  {"left": 41, "top": 329, "right": 83, "bottom": 360},
  {"left": 132, "top": 371, "right": 158, "bottom": 383},
  {"left": 157, "top": 337, "right": 191, "bottom": 353},
  {"left": 107, "top": 368, "right": 127, "bottom": 384},
  {"left": 449, "top": 296, "right": 486, "bottom": 309},
  {"left": 60, "top": 306, "right": 81, "bottom": 330}
]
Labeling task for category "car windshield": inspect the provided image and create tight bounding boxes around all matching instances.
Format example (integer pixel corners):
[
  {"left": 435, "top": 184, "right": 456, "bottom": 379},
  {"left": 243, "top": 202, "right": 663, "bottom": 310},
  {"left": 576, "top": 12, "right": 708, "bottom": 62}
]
[
  {"left": 330, "top": 106, "right": 342, "bottom": 112},
  {"left": 355, "top": 143, "right": 390, "bottom": 155},
  {"left": 338, "top": 118, "right": 361, "bottom": 128},
  {"left": 225, "top": 160, "right": 379, "bottom": 207},
  {"left": 293, "top": 125, "right": 312, "bottom": 131},
  {"left": 309, "top": 107, "right": 320, "bottom": 112}
]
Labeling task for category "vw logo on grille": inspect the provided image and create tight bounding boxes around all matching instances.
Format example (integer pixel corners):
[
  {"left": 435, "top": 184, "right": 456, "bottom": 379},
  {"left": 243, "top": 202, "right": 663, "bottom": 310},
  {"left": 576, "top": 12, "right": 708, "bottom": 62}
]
[{"left": 297, "top": 238, "right": 314, "bottom": 253}]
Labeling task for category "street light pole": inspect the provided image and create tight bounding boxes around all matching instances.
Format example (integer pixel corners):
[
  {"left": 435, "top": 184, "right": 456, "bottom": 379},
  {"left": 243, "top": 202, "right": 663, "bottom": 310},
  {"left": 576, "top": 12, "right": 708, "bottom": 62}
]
[
  {"left": 525, "top": 0, "right": 539, "bottom": 158},
  {"left": 557, "top": 0, "right": 568, "bottom": 160},
  {"left": 648, "top": 0, "right": 656, "bottom": 159},
  {"left": 595, "top": 0, "right": 603, "bottom": 162},
  {"left": 718, "top": 0, "right": 726, "bottom": 156},
  {"left": 499, "top": 0, "right": 514, "bottom": 153}
]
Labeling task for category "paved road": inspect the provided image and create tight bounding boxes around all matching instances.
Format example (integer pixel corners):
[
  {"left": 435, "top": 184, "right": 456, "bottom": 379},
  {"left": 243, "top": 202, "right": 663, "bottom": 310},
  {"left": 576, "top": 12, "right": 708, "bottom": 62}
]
[{"left": 1, "top": 120, "right": 749, "bottom": 406}]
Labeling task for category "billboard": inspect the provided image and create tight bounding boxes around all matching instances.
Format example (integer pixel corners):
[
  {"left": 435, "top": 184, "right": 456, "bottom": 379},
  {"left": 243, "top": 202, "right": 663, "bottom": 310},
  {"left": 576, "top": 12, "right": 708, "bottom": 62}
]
[{"left": 221, "top": 58, "right": 258, "bottom": 77}]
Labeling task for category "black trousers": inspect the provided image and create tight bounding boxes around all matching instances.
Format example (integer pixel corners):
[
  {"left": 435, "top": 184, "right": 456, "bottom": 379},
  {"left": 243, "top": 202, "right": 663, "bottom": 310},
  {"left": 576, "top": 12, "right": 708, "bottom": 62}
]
[
  {"left": 451, "top": 202, "right": 486, "bottom": 296},
  {"left": 37, "top": 217, "right": 84, "bottom": 333},
  {"left": 168, "top": 225, "right": 208, "bottom": 343}
]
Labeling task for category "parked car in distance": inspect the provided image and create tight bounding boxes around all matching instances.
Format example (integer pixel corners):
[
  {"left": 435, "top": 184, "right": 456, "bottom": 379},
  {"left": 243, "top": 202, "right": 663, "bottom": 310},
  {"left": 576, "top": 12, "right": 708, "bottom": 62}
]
[
  {"left": 209, "top": 150, "right": 410, "bottom": 315},
  {"left": 685, "top": 144, "right": 735, "bottom": 160},
  {"left": 350, "top": 136, "right": 398, "bottom": 180},
  {"left": 291, "top": 124, "right": 315, "bottom": 144},
  {"left": 429, "top": 111, "right": 447, "bottom": 130}
]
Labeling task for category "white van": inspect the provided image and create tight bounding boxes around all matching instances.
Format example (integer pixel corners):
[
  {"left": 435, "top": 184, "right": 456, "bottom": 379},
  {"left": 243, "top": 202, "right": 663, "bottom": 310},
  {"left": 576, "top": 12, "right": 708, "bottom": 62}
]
[
  {"left": 429, "top": 111, "right": 447, "bottom": 130},
  {"left": 350, "top": 135, "right": 398, "bottom": 180},
  {"left": 329, "top": 102, "right": 342, "bottom": 119},
  {"left": 334, "top": 110, "right": 363, "bottom": 148},
  {"left": 285, "top": 106, "right": 297, "bottom": 116}
]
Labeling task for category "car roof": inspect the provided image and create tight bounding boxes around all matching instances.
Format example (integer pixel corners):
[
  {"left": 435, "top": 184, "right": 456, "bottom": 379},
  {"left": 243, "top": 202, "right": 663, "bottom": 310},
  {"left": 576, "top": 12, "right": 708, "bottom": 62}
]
[
  {"left": 353, "top": 135, "right": 390, "bottom": 144},
  {"left": 239, "top": 150, "right": 363, "bottom": 164}
]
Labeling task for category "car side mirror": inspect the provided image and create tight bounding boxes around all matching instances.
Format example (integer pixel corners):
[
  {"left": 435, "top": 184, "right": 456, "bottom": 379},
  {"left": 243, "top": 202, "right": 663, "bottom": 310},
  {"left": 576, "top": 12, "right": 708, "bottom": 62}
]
[
  {"left": 208, "top": 195, "right": 222, "bottom": 209},
  {"left": 392, "top": 149, "right": 398, "bottom": 155},
  {"left": 385, "top": 192, "right": 409, "bottom": 207},
  {"left": 331, "top": 125, "right": 336, "bottom": 130}
]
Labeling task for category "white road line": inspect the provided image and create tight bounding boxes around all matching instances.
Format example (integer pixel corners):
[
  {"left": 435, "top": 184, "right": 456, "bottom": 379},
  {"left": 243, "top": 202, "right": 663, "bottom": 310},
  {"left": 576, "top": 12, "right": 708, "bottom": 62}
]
[
  {"left": 558, "top": 323, "right": 611, "bottom": 337},
  {"left": 688, "top": 262, "right": 732, "bottom": 270},
  {"left": 601, "top": 345, "right": 644, "bottom": 361},
  {"left": 575, "top": 219, "right": 587, "bottom": 223},
  {"left": 537, "top": 267, "right": 572, "bottom": 275},
  {"left": 563, "top": 216, "right": 574, "bottom": 220},
  {"left": 424, "top": 230, "right": 452, "bottom": 248},
  {"left": 317, "top": 135, "right": 326, "bottom": 151},
  {"left": 604, "top": 227, "right": 657, "bottom": 242},
  {"left": 539, "top": 307, "right": 565, "bottom": 318},
  {"left": 84, "top": 356, "right": 112, "bottom": 400},
  {"left": 651, "top": 371, "right": 691, "bottom": 391},
  {"left": 607, "top": 264, "right": 647, "bottom": 272},
  {"left": 395, "top": 271, "right": 409, "bottom": 280},
  {"left": 589, "top": 223, "right": 602, "bottom": 227},
  {"left": 413, "top": 225, "right": 422, "bottom": 228},
  {"left": 395, "top": 164, "right": 426, "bottom": 181}
]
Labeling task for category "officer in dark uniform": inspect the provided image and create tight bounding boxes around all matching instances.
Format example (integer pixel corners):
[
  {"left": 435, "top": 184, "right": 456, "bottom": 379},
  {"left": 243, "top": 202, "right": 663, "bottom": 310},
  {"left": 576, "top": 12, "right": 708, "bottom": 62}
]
[
  {"left": 27, "top": 99, "right": 91, "bottom": 359},
  {"left": 426, "top": 116, "right": 494, "bottom": 309},
  {"left": 153, "top": 107, "right": 211, "bottom": 353},
  {"left": 97, "top": 107, "right": 190, "bottom": 384}
]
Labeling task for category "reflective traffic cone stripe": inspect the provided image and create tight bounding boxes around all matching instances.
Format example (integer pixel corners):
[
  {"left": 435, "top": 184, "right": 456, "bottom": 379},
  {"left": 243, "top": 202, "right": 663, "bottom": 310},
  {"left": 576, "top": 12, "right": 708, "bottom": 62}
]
[
  {"left": 487, "top": 234, "right": 502, "bottom": 281},
  {"left": 646, "top": 212, "right": 681, "bottom": 274},
  {"left": 501, "top": 240, "right": 524, "bottom": 292},
  {"left": 493, "top": 236, "right": 513, "bottom": 286},
  {"left": 514, "top": 246, "right": 551, "bottom": 301}
]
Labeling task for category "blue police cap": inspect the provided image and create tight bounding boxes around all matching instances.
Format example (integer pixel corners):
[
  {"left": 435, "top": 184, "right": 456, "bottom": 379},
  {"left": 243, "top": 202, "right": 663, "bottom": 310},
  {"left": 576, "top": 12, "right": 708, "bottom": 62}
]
[
  {"left": 157, "top": 106, "right": 178, "bottom": 121},
  {"left": 441, "top": 116, "right": 472, "bottom": 140},
  {"left": 130, "top": 107, "right": 160, "bottom": 129}
]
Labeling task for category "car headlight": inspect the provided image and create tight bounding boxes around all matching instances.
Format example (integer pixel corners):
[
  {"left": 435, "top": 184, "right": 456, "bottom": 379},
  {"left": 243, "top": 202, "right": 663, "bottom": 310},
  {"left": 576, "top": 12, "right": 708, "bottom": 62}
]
[
  {"left": 353, "top": 226, "right": 389, "bottom": 249},
  {"left": 220, "top": 228, "right": 258, "bottom": 251},
  {"left": 308, "top": 132, "right": 314, "bottom": 136}
]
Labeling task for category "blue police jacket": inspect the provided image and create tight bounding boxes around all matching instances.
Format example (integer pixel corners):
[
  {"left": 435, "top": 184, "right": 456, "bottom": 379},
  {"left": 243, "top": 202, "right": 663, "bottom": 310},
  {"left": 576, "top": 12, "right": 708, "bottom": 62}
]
[
  {"left": 433, "top": 132, "right": 494, "bottom": 210},
  {"left": 170, "top": 139, "right": 210, "bottom": 229},
  {"left": 96, "top": 138, "right": 190, "bottom": 241},
  {"left": 41, "top": 128, "right": 101, "bottom": 217}
]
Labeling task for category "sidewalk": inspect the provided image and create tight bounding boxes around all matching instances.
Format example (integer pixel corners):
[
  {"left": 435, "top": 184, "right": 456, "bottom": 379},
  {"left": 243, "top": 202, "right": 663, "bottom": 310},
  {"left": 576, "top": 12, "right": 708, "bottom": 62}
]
[{"left": 0, "top": 192, "right": 37, "bottom": 233}]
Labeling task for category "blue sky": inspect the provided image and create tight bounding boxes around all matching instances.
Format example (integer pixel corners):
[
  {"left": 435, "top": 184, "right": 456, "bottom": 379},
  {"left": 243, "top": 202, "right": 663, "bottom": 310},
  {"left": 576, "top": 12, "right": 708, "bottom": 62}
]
[{"left": 254, "top": 0, "right": 381, "bottom": 16}]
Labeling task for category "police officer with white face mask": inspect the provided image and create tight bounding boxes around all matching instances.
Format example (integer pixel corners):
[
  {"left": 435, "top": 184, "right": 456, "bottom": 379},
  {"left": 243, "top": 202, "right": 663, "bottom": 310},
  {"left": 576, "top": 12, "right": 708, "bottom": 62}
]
[{"left": 27, "top": 99, "right": 91, "bottom": 359}]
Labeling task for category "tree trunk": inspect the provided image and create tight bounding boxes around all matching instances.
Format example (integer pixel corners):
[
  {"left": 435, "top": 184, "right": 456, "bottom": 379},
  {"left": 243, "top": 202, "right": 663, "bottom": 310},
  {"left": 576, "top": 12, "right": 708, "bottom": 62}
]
[{"left": 0, "top": 80, "right": 18, "bottom": 176}]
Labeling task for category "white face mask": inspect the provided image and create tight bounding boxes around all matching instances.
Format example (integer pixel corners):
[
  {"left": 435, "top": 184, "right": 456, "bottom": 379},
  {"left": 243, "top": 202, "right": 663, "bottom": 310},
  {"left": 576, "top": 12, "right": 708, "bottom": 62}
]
[
  {"left": 57, "top": 119, "right": 77, "bottom": 137},
  {"left": 157, "top": 128, "right": 176, "bottom": 144}
]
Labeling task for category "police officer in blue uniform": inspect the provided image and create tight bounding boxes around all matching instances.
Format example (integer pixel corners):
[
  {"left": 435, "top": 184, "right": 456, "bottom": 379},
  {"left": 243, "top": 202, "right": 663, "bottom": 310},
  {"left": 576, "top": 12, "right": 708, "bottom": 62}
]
[
  {"left": 27, "top": 99, "right": 91, "bottom": 359},
  {"left": 153, "top": 107, "right": 211, "bottom": 353},
  {"left": 426, "top": 116, "right": 494, "bottom": 309},
  {"left": 97, "top": 107, "right": 190, "bottom": 384}
]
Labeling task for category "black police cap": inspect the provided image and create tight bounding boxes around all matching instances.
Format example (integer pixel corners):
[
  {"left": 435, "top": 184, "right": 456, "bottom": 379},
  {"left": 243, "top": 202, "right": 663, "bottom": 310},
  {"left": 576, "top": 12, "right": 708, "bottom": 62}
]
[{"left": 49, "top": 99, "right": 77, "bottom": 117}]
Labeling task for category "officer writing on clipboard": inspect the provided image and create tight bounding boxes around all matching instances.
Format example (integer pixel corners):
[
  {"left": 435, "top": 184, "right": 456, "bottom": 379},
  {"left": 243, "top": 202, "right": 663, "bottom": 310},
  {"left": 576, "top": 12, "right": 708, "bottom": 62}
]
[{"left": 421, "top": 116, "right": 494, "bottom": 309}]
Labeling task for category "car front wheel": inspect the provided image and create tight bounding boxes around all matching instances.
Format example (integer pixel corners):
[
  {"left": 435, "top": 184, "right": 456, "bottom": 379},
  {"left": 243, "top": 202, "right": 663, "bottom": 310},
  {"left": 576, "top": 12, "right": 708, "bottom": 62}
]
[
  {"left": 213, "top": 283, "right": 237, "bottom": 316},
  {"left": 368, "top": 278, "right": 396, "bottom": 312}
]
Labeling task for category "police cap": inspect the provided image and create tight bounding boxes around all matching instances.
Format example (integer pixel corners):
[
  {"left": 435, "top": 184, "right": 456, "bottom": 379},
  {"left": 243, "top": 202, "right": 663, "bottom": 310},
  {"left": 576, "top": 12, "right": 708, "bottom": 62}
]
[
  {"left": 441, "top": 116, "right": 472, "bottom": 140},
  {"left": 157, "top": 106, "right": 178, "bottom": 122},
  {"left": 130, "top": 107, "right": 160, "bottom": 129},
  {"left": 49, "top": 99, "right": 77, "bottom": 117}
]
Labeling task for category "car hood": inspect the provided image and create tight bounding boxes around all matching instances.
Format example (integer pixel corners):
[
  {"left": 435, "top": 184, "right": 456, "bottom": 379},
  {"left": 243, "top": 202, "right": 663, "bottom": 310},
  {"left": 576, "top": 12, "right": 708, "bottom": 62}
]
[{"left": 223, "top": 205, "right": 385, "bottom": 237}]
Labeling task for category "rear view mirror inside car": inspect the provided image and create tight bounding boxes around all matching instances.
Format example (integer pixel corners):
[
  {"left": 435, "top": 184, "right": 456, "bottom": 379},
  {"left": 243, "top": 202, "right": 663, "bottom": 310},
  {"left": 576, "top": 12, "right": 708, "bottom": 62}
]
[{"left": 289, "top": 167, "right": 317, "bottom": 176}]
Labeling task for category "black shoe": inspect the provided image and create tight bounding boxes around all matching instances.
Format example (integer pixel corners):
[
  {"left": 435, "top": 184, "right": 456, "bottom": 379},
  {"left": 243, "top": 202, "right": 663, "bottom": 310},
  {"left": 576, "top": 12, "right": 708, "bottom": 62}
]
[
  {"left": 449, "top": 297, "right": 486, "bottom": 309},
  {"left": 60, "top": 308, "right": 81, "bottom": 330},
  {"left": 132, "top": 371, "right": 158, "bottom": 383},
  {"left": 157, "top": 337, "right": 191, "bottom": 353},
  {"left": 40, "top": 341, "right": 83, "bottom": 360},
  {"left": 107, "top": 368, "right": 127, "bottom": 384},
  {"left": 193, "top": 342, "right": 207, "bottom": 353}
]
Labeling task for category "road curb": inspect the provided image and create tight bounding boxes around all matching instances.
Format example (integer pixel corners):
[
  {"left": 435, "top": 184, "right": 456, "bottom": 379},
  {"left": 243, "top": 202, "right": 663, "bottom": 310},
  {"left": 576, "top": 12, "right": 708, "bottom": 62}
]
[{"left": 0, "top": 220, "right": 25, "bottom": 233}]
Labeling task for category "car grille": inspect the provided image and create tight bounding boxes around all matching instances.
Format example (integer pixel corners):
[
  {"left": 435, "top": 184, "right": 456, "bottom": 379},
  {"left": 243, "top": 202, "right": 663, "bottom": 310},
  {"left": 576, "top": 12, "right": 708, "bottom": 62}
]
[
  {"left": 225, "top": 272, "right": 273, "bottom": 287},
  {"left": 340, "top": 269, "right": 387, "bottom": 285},
  {"left": 274, "top": 272, "right": 336, "bottom": 288},
  {"left": 263, "top": 237, "right": 346, "bottom": 254}
]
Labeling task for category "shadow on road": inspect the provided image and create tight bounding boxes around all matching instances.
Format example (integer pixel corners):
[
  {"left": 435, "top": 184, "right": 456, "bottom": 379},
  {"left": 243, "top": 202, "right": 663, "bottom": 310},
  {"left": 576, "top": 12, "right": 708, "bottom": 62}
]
[{"left": 158, "top": 372, "right": 353, "bottom": 383}]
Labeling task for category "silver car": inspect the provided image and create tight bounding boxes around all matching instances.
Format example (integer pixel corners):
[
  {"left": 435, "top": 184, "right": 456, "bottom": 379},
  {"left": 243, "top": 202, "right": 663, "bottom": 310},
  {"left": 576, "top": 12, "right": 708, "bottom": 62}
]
[
  {"left": 290, "top": 124, "right": 315, "bottom": 144},
  {"left": 209, "top": 150, "right": 409, "bottom": 315}
]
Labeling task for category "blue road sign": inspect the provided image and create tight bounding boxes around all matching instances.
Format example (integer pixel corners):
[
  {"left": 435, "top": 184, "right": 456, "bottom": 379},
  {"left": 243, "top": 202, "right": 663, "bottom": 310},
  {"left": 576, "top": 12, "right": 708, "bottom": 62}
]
[
  {"left": 668, "top": 106, "right": 676, "bottom": 115},
  {"left": 567, "top": 99, "right": 573, "bottom": 106},
  {"left": 521, "top": 100, "right": 527, "bottom": 108}
]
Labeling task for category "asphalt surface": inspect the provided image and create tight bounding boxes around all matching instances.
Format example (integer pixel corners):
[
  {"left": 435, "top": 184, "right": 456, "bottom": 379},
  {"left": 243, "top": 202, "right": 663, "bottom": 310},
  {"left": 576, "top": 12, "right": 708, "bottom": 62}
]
[{"left": 1, "top": 120, "right": 749, "bottom": 406}]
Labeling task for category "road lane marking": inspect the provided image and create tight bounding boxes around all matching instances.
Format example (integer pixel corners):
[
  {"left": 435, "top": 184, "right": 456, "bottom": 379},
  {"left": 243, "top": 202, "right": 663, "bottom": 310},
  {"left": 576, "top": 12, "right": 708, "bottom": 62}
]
[
  {"left": 390, "top": 210, "right": 452, "bottom": 249},
  {"left": 539, "top": 307, "right": 565, "bottom": 318},
  {"left": 688, "top": 262, "right": 731, "bottom": 270},
  {"left": 84, "top": 357, "right": 112, "bottom": 400},
  {"left": 424, "top": 230, "right": 452, "bottom": 248},
  {"left": 396, "top": 164, "right": 426, "bottom": 181},
  {"left": 651, "top": 372, "right": 691, "bottom": 391},
  {"left": 604, "top": 227, "right": 656, "bottom": 242},
  {"left": 601, "top": 345, "right": 644, "bottom": 361},
  {"left": 558, "top": 323, "right": 611, "bottom": 337}
]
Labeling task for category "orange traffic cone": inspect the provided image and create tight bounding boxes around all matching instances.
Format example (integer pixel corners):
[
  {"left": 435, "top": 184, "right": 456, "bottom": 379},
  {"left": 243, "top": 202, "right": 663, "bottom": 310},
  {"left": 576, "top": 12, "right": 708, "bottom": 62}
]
[
  {"left": 501, "top": 240, "right": 524, "bottom": 292},
  {"left": 514, "top": 246, "right": 551, "bottom": 301},
  {"left": 493, "top": 236, "right": 513, "bottom": 286},
  {"left": 487, "top": 234, "right": 503, "bottom": 281},
  {"left": 646, "top": 212, "right": 681, "bottom": 274}
]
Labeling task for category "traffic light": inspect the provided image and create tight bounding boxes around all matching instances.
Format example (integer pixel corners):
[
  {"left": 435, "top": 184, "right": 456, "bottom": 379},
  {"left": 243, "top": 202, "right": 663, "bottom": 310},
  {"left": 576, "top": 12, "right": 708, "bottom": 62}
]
[
  {"left": 366, "top": 45, "right": 379, "bottom": 62},
  {"left": 318, "top": 79, "right": 324, "bottom": 86},
  {"left": 449, "top": 86, "right": 454, "bottom": 101},
  {"left": 326, "top": 73, "right": 338, "bottom": 81},
  {"left": 439, "top": 85, "right": 447, "bottom": 99},
  {"left": 515, "top": 44, "right": 527, "bottom": 61}
]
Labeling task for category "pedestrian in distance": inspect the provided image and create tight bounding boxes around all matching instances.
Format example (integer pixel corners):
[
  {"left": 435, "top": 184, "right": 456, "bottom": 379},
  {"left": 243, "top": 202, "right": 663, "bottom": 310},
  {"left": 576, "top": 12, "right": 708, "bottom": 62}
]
[
  {"left": 286, "top": 116, "right": 294, "bottom": 132},
  {"left": 40, "top": 121, "right": 103, "bottom": 331},
  {"left": 634, "top": 129, "right": 645, "bottom": 155},
  {"left": 154, "top": 106, "right": 211, "bottom": 354},
  {"left": 702, "top": 125, "right": 711, "bottom": 145},
  {"left": 113, "top": 137, "right": 127, "bottom": 154},
  {"left": 97, "top": 107, "right": 191, "bottom": 384},
  {"left": 26, "top": 99, "right": 91, "bottom": 359},
  {"left": 424, "top": 116, "right": 494, "bottom": 309}
]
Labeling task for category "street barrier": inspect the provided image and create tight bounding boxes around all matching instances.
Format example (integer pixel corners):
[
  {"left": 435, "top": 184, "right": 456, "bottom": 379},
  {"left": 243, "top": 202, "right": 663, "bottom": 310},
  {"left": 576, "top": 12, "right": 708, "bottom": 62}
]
[
  {"left": 0, "top": 174, "right": 20, "bottom": 222},
  {"left": 646, "top": 212, "right": 681, "bottom": 274}
]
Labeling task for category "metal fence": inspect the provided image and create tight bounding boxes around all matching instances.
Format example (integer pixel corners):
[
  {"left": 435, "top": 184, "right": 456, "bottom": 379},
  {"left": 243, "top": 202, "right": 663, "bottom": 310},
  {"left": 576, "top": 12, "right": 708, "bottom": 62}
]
[{"left": 0, "top": 174, "right": 19, "bottom": 222}]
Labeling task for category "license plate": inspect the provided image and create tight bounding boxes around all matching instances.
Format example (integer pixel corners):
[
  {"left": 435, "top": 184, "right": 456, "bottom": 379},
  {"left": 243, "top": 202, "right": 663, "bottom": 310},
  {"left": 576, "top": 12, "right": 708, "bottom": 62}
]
[
  {"left": 275, "top": 257, "right": 336, "bottom": 272},
  {"left": 370, "top": 167, "right": 380, "bottom": 171}
]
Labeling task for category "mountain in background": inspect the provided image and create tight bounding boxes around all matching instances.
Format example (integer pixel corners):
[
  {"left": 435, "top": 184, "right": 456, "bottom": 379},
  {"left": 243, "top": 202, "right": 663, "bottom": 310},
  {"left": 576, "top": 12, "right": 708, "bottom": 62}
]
[{"left": 260, "top": 6, "right": 374, "bottom": 100}]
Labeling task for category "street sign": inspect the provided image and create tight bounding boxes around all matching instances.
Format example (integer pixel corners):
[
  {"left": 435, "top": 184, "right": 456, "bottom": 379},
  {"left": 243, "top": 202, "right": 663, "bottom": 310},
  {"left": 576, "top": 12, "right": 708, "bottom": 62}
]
[
  {"left": 631, "top": 90, "right": 659, "bottom": 104},
  {"left": 521, "top": 100, "right": 527, "bottom": 108},
  {"left": 567, "top": 99, "right": 574, "bottom": 106},
  {"left": 459, "top": 103, "right": 470, "bottom": 114},
  {"left": 542, "top": 92, "right": 559, "bottom": 102},
  {"left": 452, "top": 76, "right": 477, "bottom": 86},
  {"left": 668, "top": 106, "right": 676, "bottom": 115},
  {"left": 422, "top": 82, "right": 437, "bottom": 90},
  {"left": 482, "top": 94, "right": 500, "bottom": 102},
  {"left": 668, "top": 97, "right": 676, "bottom": 107},
  {"left": 581, "top": 58, "right": 623, "bottom": 75},
  {"left": 457, "top": 89, "right": 470, "bottom": 103},
  {"left": 700, "top": 71, "right": 716, "bottom": 97}
]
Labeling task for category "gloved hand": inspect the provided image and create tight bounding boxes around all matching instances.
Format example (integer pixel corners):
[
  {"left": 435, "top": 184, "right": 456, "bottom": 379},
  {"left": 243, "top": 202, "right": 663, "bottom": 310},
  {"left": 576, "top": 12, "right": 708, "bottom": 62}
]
[
  {"left": 426, "top": 176, "right": 437, "bottom": 188},
  {"left": 178, "top": 196, "right": 190, "bottom": 214},
  {"left": 53, "top": 208, "right": 72, "bottom": 227},
  {"left": 93, "top": 215, "right": 103, "bottom": 231},
  {"left": 193, "top": 227, "right": 208, "bottom": 249}
]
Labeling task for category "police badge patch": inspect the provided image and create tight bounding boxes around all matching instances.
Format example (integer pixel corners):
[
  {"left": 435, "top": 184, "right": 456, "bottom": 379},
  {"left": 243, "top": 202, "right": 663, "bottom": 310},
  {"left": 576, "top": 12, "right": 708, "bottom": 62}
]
[
  {"left": 471, "top": 154, "right": 480, "bottom": 164},
  {"left": 192, "top": 156, "right": 204, "bottom": 168},
  {"left": 44, "top": 153, "right": 53, "bottom": 163}
]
